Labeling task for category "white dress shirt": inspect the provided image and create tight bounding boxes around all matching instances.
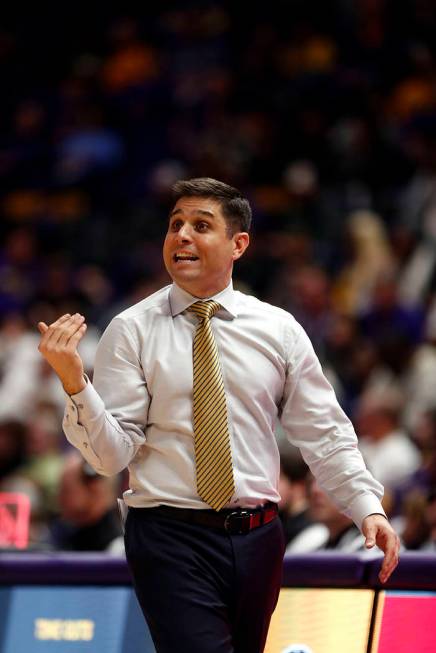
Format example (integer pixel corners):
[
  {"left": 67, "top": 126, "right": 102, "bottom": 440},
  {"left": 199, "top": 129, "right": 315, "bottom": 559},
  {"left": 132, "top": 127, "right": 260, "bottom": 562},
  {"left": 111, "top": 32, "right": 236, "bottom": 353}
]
[{"left": 63, "top": 282, "right": 385, "bottom": 527}]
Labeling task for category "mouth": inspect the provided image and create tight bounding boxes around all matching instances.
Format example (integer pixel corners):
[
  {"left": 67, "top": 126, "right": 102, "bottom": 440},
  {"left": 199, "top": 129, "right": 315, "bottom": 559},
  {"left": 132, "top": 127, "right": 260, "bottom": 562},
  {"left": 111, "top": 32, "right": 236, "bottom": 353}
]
[{"left": 173, "top": 252, "right": 199, "bottom": 263}]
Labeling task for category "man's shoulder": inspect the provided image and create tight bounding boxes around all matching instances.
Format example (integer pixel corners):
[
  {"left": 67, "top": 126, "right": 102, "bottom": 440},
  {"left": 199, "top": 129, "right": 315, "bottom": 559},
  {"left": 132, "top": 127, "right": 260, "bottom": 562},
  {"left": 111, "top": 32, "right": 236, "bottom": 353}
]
[
  {"left": 235, "top": 289, "right": 298, "bottom": 325},
  {"left": 114, "top": 285, "right": 172, "bottom": 323}
]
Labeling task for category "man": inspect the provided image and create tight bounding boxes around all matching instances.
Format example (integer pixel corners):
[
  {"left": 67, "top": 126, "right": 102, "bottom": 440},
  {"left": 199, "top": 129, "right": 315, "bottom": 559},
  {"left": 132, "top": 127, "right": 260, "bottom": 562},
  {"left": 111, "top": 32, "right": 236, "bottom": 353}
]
[{"left": 38, "top": 178, "right": 399, "bottom": 653}]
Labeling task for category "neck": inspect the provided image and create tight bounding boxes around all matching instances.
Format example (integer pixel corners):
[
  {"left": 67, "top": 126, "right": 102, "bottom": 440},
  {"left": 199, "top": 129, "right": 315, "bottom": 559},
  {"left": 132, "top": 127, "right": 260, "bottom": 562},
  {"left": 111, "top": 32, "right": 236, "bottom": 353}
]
[{"left": 177, "top": 279, "right": 231, "bottom": 299}]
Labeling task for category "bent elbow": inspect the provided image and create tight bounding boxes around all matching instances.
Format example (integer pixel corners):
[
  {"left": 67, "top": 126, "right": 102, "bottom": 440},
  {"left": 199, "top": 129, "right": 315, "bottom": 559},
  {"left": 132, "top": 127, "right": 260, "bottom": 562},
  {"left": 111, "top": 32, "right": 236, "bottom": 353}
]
[{"left": 93, "top": 459, "right": 127, "bottom": 477}]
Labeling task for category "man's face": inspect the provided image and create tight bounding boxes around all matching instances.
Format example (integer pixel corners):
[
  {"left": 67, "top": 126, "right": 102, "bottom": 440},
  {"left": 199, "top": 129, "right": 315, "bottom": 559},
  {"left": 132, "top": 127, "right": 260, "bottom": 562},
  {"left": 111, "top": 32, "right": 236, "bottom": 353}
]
[{"left": 163, "top": 196, "right": 249, "bottom": 298}]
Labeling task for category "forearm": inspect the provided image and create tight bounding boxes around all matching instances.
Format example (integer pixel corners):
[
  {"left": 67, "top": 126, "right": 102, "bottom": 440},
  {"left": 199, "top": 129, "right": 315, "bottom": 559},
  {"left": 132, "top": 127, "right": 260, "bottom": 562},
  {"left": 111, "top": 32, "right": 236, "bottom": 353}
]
[
  {"left": 62, "top": 373, "right": 87, "bottom": 396},
  {"left": 303, "top": 439, "right": 385, "bottom": 528},
  {"left": 63, "top": 380, "right": 146, "bottom": 476}
]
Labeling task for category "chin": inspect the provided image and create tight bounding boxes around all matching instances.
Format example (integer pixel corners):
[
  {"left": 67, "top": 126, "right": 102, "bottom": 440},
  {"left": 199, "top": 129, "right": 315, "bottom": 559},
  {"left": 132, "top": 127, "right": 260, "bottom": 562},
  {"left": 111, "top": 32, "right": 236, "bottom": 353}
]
[{"left": 172, "top": 271, "right": 200, "bottom": 285}]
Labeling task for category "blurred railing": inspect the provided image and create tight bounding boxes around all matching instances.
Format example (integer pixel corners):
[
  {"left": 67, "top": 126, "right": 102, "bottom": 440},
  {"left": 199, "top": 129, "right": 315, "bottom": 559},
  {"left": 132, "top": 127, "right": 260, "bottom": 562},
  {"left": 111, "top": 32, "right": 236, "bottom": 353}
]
[
  {"left": 1, "top": 552, "right": 436, "bottom": 653},
  {"left": 1, "top": 550, "right": 435, "bottom": 589}
]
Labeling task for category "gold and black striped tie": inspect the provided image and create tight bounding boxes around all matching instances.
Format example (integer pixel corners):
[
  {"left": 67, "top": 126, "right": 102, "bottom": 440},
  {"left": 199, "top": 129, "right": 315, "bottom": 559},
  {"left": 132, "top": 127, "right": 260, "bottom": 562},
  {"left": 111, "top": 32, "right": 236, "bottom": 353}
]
[{"left": 189, "top": 300, "right": 235, "bottom": 511}]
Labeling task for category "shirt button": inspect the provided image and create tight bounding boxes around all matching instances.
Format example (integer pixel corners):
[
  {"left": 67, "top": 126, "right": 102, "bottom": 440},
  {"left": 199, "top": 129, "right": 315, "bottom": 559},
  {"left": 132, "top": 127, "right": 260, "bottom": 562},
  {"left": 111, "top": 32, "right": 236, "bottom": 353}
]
[
  {"left": 83, "top": 442, "right": 88, "bottom": 448},
  {"left": 77, "top": 404, "right": 84, "bottom": 409}
]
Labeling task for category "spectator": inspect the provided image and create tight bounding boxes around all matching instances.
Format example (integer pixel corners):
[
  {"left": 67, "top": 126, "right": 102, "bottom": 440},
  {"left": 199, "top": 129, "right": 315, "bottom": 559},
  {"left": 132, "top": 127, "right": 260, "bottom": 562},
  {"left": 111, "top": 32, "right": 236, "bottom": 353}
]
[
  {"left": 420, "top": 489, "right": 436, "bottom": 551},
  {"left": 49, "top": 452, "right": 123, "bottom": 552},
  {"left": 20, "top": 402, "right": 65, "bottom": 516},
  {"left": 278, "top": 444, "right": 313, "bottom": 547},
  {"left": 1, "top": 3, "right": 436, "bottom": 553},
  {"left": 392, "top": 409, "right": 436, "bottom": 517},
  {"left": 359, "top": 275, "right": 424, "bottom": 374},
  {"left": 403, "top": 299, "right": 436, "bottom": 431},
  {"left": 0, "top": 420, "right": 27, "bottom": 483},
  {"left": 398, "top": 490, "right": 430, "bottom": 550},
  {"left": 356, "top": 388, "right": 421, "bottom": 491},
  {"left": 0, "top": 419, "right": 43, "bottom": 547},
  {"left": 286, "top": 477, "right": 365, "bottom": 554},
  {"left": 332, "top": 211, "right": 397, "bottom": 316}
]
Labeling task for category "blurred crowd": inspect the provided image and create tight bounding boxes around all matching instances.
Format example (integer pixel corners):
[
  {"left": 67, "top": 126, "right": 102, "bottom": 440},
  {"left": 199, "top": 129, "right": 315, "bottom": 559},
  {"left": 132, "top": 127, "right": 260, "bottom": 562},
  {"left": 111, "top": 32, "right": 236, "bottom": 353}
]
[{"left": 1, "top": 1, "right": 436, "bottom": 552}]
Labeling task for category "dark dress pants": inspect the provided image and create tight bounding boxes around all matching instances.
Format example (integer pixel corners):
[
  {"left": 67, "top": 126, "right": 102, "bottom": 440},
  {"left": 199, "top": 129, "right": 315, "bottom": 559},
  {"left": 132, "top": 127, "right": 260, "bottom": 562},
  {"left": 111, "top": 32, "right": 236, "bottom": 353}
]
[{"left": 124, "top": 508, "right": 285, "bottom": 653}]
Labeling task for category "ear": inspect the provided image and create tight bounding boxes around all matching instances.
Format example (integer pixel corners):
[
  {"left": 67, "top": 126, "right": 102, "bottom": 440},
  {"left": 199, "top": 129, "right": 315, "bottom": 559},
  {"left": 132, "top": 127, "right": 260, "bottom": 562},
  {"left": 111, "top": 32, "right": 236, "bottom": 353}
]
[{"left": 232, "top": 232, "right": 250, "bottom": 261}]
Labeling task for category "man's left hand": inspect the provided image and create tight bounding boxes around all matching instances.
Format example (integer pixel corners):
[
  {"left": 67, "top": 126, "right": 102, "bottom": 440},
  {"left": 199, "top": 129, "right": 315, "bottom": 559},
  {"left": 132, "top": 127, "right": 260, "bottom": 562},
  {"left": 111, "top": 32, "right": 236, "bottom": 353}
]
[{"left": 362, "top": 514, "right": 400, "bottom": 583}]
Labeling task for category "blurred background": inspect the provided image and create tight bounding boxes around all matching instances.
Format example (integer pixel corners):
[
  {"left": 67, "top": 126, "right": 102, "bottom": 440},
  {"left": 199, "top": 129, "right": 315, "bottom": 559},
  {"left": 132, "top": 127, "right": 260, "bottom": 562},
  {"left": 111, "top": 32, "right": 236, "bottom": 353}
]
[{"left": 1, "top": 0, "right": 436, "bottom": 553}]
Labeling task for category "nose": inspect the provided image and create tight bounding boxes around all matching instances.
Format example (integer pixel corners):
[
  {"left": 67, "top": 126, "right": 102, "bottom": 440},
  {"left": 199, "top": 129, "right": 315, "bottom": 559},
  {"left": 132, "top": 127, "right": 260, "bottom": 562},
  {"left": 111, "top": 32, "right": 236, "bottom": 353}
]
[{"left": 176, "top": 223, "right": 192, "bottom": 243}]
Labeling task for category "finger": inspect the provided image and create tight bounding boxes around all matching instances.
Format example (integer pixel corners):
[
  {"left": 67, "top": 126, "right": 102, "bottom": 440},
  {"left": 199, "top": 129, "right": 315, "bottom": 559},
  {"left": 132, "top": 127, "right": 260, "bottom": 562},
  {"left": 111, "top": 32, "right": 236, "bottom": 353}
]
[
  {"left": 364, "top": 525, "right": 376, "bottom": 549},
  {"left": 379, "top": 536, "right": 400, "bottom": 583},
  {"left": 48, "top": 314, "right": 71, "bottom": 329},
  {"left": 44, "top": 314, "right": 79, "bottom": 347},
  {"left": 39, "top": 314, "right": 72, "bottom": 346},
  {"left": 67, "top": 323, "right": 87, "bottom": 348},
  {"left": 38, "top": 322, "right": 48, "bottom": 334},
  {"left": 379, "top": 559, "right": 397, "bottom": 584},
  {"left": 57, "top": 314, "right": 85, "bottom": 347}
]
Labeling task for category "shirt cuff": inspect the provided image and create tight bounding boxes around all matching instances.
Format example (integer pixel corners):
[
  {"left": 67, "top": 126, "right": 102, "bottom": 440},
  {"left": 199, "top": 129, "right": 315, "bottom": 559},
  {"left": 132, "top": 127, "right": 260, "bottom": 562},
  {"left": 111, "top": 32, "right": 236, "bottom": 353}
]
[
  {"left": 63, "top": 379, "right": 105, "bottom": 472},
  {"left": 65, "top": 376, "right": 105, "bottom": 424},
  {"left": 349, "top": 493, "right": 387, "bottom": 530}
]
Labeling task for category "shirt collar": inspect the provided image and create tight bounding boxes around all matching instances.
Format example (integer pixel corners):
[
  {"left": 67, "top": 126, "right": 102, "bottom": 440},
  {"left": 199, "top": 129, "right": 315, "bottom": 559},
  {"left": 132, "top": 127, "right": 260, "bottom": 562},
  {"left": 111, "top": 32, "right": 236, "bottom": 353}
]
[{"left": 169, "top": 281, "right": 238, "bottom": 319}]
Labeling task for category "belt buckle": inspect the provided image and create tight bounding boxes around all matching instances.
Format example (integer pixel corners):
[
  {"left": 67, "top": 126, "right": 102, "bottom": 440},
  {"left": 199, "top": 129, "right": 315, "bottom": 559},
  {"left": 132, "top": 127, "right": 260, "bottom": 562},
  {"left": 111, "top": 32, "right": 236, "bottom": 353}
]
[{"left": 224, "top": 510, "right": 251, "bottom": 535}]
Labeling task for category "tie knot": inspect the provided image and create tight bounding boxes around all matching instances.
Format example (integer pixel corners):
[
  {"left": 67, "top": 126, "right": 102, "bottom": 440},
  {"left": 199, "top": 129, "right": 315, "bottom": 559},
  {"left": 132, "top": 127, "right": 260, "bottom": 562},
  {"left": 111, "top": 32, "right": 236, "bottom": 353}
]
[{"left": 189, "top": 300, "right": 221, "bottom": 321}]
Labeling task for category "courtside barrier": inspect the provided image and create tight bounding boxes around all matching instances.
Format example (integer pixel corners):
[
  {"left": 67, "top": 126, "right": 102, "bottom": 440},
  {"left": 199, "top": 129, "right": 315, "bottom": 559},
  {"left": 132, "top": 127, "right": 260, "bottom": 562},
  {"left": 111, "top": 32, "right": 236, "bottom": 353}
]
[{"left": 1, "top": 552, "right": 436, "bottom": 652}]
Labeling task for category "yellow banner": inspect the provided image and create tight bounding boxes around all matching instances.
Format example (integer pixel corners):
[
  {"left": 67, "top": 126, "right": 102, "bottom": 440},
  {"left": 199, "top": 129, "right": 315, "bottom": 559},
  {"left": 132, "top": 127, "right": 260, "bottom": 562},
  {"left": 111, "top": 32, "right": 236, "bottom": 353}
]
[{"left": 265, "top": 588, "right": 374, "bottom": 653}]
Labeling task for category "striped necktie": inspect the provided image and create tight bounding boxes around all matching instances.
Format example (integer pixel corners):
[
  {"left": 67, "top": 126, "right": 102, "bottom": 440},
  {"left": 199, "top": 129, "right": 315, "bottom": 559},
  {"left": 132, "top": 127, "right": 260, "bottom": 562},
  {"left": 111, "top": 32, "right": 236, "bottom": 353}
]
[{"left": 189, "top": 300, "right": 235, "bottom": 511}]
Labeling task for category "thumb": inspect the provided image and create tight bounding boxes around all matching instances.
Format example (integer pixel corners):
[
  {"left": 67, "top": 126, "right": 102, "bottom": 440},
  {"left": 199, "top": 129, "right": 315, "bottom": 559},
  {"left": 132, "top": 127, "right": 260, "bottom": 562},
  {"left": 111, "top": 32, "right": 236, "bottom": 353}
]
[
  {"left": 37, "top": 321, "right": 48, "bottom": 334},
  {"left": 364, "top": 526, "right": 376, "bottom": 549}
]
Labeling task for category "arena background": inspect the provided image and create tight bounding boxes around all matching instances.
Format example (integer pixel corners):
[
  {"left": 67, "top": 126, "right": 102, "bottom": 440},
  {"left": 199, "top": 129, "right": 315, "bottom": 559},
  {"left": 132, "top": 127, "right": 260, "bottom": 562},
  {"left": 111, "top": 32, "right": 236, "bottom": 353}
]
[{"left": 1, "top": 2, "right": 436, "bottom": 651}]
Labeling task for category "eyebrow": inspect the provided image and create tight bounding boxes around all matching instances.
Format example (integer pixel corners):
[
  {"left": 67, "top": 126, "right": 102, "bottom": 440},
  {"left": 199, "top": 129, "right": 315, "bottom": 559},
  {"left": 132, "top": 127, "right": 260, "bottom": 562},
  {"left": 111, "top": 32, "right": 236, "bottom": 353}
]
[{"left": 169, "top": 208, "right": 215, "bottom": 219}]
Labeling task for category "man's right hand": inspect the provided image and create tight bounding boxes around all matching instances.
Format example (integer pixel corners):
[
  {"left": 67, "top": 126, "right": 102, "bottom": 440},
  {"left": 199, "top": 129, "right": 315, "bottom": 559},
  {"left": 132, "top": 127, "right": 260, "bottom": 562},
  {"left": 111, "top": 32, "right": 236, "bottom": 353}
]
[{"left": 38, "top": 313, "right": 87, "bottom": 395}]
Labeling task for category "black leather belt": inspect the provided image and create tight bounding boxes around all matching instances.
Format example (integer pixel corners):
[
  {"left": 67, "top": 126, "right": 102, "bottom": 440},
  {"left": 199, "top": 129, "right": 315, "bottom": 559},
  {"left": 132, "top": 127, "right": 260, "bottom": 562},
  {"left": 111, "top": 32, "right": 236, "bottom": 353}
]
[{"left": 131, "top": 502, "right": 278, "bottom": 535}]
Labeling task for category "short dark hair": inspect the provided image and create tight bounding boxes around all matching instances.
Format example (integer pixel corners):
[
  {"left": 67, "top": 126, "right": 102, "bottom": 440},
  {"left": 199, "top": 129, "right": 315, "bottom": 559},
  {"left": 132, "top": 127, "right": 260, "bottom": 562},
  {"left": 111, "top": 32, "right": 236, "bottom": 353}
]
[{"left": 171, "top": 177, "right": 252, "bottom": 235}]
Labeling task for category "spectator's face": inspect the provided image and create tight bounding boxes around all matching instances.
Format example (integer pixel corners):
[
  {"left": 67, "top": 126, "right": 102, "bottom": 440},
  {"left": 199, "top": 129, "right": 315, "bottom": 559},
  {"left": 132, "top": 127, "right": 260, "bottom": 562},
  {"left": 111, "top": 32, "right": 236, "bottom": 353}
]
[
  {"left": 355, "top": 405, "right": 394, "bottom": 440},
  {"left": 163, "top": 196, "right": 248, "bottom": 298}
]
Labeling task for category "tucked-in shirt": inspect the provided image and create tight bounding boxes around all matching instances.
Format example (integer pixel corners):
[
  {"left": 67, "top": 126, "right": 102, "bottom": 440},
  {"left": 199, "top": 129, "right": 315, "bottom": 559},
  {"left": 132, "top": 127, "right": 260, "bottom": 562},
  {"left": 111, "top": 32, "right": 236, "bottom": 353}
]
[{"left": 63, "top": 282, "right": 385, "bottom": 527}]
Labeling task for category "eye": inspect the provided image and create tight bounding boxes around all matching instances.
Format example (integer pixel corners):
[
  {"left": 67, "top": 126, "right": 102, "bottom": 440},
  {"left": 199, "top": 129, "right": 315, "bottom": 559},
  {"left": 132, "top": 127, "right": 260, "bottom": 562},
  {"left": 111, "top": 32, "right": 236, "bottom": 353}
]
[
  {"left": 170, "top": 219, "right": 183, "bottom": 232},
  {"left": 195, "top": 221, "right": 210, "bottom": 232}
]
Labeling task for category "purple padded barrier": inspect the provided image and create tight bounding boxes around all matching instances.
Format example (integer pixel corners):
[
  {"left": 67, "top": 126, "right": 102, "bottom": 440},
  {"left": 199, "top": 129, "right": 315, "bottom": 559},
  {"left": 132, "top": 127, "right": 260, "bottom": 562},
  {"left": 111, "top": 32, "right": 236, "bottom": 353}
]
[
  {"left": 2, "top": 552, "right": 436, "bottom": 589},
  {"left": 1, "top": 552, "right": 366, "bottom": 588},
  {"left": 282, "top": 552, "right": 366, "bottom": 588},
  {"left": 366, "top": 551, "right": 436, "bottom": 590},
  {"left": 0, "top": 553, "right": 130, "bottom": 585}
]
